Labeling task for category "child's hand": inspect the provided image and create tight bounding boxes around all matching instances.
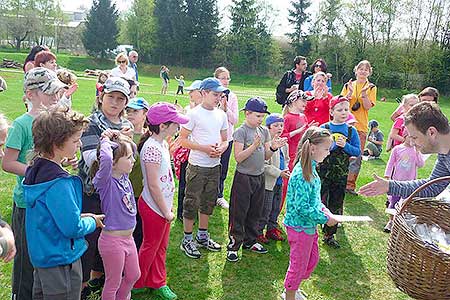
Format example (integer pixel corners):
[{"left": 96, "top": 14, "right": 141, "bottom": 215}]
[
  {"left": 271, "top": 135, "right": 287, "bottom": 150},
  {"left": 280, "top": 169, "right": 290, "bottom": 179},
  {"left": 61, "top": 155, "right": 79, "bottom": 170},
  {"left": 361, "top": 83, "right": 375, "bottom": 94},
  {"left": 203, "top": 144, "right": 220, "bottom": 157},
  {"left": 252, "top": 133, "right": 262, "bottom": 148},
  {"left": 120, "top": 127, "right": 133, "bottom": 138},
  {"left": 335, "top": 136, "right": 346, "bottom": 148},
  {"left": 164, "top": 212, "right": 175, "bottom": 223},
  {"left": 65, "top": 83, "right": 79, "bottom": 98},
  {"left": 101, "top": 129, "right": 117, "bottom": 140},
  {"left": 93, "top": 214, "right": 105, "bottom": 228},
  {"left": 345, "top": 79, "right": 354, "bottom": 97},
  {"left": 326, "top": 214, "right": 339, "bottom": 227}
]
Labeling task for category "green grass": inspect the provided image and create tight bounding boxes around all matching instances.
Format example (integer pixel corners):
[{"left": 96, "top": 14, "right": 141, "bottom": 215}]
[{"left": 1, "top": 65, "right": 449, "bottom": 300}]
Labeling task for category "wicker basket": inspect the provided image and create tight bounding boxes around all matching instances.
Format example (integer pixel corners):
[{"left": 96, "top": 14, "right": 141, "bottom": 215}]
[{"left": 387, "top": 176, "right": 450, "bottom": 300}]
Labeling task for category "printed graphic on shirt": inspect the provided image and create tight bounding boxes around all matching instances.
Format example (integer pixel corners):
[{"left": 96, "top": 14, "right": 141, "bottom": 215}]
[{"left": 122, "top": 192, "right": 136, "bottom": 213}]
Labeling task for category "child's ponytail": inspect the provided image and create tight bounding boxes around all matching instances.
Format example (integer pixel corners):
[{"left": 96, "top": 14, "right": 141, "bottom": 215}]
[{"left": 294, "top": 126, "right": 332, "bottom": 182}]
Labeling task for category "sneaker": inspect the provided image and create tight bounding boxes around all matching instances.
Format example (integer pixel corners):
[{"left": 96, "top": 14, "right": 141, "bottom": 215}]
[
  {"left": 384, "top": 220, "right": 393, "bottom": 233},
  {"left": 266, "top": 228, "right": 285, "bottom": 241},
  {"left": 257, "top": 234, "right": 270, "bottom": 244},
  {"left": 345, "top": 189, "right": 358, "bottom": 196},
  {"left": 153, "top": 285, "right": 177, "bottom": 300},
  {"left": 226, "top": 250, "right": 239, "bottom": 262},
  {"left": 323, "top": 235, "right": 341, "bottom": 249},
  {"left": 243, "top": 242, "right": 268, "bottom": 254},
  {"left": 180, "top": 239, "right": 201, "bottom": 259},
  {"left": 195, "top": 235, "right": 222, "bottom": 252},
  {"left": 280, "top": 289, "right": 308, "bottom": 300},
  {"left": 216, "top": 197, "right": 229, "bottom": 209}
]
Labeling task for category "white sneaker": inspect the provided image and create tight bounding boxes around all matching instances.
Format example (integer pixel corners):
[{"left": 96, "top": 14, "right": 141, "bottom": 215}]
[
  {"left": 280, "top": 290, "right": 307, "bottom": 300},
  {"left": 216, "top": 197, "right": 229, "bottom": 209}
]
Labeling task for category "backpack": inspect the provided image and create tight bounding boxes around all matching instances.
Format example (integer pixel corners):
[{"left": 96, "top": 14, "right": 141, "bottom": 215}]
[
  {"left": 318, "top": 124, "right": 353, "bottom": 182},
  {"left": 275, "top": 71, "right": 295, "bottom": 105}
]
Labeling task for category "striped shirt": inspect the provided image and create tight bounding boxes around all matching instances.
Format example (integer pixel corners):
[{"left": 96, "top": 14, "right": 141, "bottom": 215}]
[{"left": 389, "top": 153, "right": 450, "bottom": 198}]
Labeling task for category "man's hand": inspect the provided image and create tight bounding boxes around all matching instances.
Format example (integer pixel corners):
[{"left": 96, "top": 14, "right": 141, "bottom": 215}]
[{"left": 358, "top": 174, "right": 389, "bottom": 196}]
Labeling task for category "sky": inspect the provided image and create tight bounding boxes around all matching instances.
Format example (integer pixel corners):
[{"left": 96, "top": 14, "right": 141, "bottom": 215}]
[{"left": 60, "top": 0, "right": 322, "bottom": 37}]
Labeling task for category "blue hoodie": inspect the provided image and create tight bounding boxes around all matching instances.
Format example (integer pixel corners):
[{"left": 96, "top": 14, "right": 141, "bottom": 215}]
[{"left": 22, "top": 158, "right": 96, "bottom": 268}]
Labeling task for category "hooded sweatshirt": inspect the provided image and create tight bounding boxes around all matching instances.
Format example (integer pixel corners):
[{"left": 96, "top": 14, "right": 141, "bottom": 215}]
[{"left": 22, "top": 157, "right": 96, "bottom": 268}]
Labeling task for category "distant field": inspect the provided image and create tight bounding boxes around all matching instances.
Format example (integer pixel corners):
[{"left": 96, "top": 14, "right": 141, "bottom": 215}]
[{"left": 1, "top": 60, "right": 448, "bottom": 300}]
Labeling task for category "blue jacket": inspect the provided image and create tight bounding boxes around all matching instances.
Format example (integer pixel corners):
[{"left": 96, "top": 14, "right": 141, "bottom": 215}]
[{"left": 22, "top": 158, "right": 96, "bottom": 268}]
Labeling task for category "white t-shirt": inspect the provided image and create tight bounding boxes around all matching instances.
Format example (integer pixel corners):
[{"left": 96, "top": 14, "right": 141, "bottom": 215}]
[
  {"left": 110, "top": 66, "right": 136, "bottom": 81},
  {"left": 183, "top": 105, "right": 228, "bottom": 167},
  {"left": 140, "top": 137, "right": 175, "bottom": 218}
]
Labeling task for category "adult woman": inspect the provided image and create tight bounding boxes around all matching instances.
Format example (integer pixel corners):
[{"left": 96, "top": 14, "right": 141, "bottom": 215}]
[
  {"left": 304, "top": 72, "right": 333, "bottom": 126},
  {"left": 214, "top": 67, "right": 238, "bottom": 209},
  {"left": 110, "top": 52, "right": 136, "bottom": 81},
  {"left": 160, "top": 66, "right": 170, "bottom": 95},
  {"left": 303, "top": 58, "right": 332, "bottom": 92},
  {"left": 23, "top": 45, "right": 49, "bottom": 73},
  {"left": 34, "top": 51, "right": 57, "bottom": 71}
]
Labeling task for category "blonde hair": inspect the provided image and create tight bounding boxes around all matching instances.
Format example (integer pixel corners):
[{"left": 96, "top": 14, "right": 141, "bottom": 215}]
[
  {"left": 56, "top": 69, "right": 77, "bottom": 85},
  {"left": 115, "top": 52, "right": 129, "bottom": 65},
  {"left": 354, "top": 60, "right": 373, "bottom": 74},
  {"left": 214, "top": 66, "right": 229, "bottom": 78},
  {"left": 0, "top": 113, "right": 9, "bottom": 131},
  {"left": 312, "top": 71, "right": 327, "bottom": 82},
  {"left": 294, "top": 126, "right": 332, "bottom": 182},
  {"left": 401, "top": 93, "right": 419, "bottom": 106}
]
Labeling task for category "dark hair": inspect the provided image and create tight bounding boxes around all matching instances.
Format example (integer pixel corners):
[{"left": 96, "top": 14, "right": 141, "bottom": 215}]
[
  {"left": 404, "top": 102, "right": 449, "bottom": 135},
  {"left": 418, "top": 87, "right": 439, "bottom": 103},
  {"left": 34, "top": 51, "right": 57, "bottom": 68},
  {"left": 310, "top": 58, "right": 328, "bottom": 73},
  {"left": 294, "top": 126, "right": 332, "bottom": 182},
  {"left": 32, "top": 106, "right": 88, "bottom": 158},
  {"left": 137, "top": 120, "right": 173, "bottom": 152},
  {"left": 293, "top": 56, "right": 306, "bottom": 67},
  {"left": 24, "top": 45, "right": 49, "bottom": 72}
]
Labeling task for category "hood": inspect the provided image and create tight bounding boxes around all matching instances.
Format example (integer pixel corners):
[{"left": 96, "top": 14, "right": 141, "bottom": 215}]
[{"left": 22, "top": 158, "right": 69, "bottom": 208}]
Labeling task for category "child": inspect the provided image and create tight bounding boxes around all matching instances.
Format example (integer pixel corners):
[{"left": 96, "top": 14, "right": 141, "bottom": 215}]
[
  {"left": 134, "top": 102, "right": 189, "bottom": 300},
  {"left": 226, "top": 97, "right": 287, "bottom": 262},
  {"left": 22, "top": 107, "right": 105, "bottom": 299},
  {"left": 78, "top": 77, "right": 133, "bottom": 298},
  {"left": 57, "top": 68, "right": 79, "bottom": 108},
  {"left": 0, "top": 113, "right": 8, "bottom": 159},
  {"left": 318, "top": 96, "right": 360, "bottom": 248},
  {"left": 2, "top": 67, "right": 66, "bottom": 300},
  {"left": 215, "top": 67, "right": 239, "bottom": 209},
  {"left": 178, "top": 77, "right": 229, "bottom": 259},
  {"left": 257, "top": 113, "right": 290, "bottom": 244},
  {"left": 341, "top": 60, "right": 377, "bottom": 195},
  {"left": 383, "top": 133, "right": 424, "bottom": 232},
  {"left": 126, "top": 97, "right": 150, "bottom": 250},
  {"left": 175, "top": 75, "right": 185, "bottom": 94},
  {"left": 96, "top": 71, "right": 109, "bottom": 98},
  {"left": 364, "top": 119, "right": 384, "bottom": 159},
  {"left": 174, "top": 80, "right": 203, "bottom": 220},
  {"left": 91, "top": 130, "right": 140, "bottom": 300},
  {"left": 387, "top": 94, "right": 419, "bottom": 151},
  {"left": 282, "top": 126, "right": 338, "bottom": 300}
]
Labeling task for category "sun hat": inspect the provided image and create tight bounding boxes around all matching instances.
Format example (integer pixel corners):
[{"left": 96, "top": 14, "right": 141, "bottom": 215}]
[
  {"left": 146, "top": 102, "right": 189, "bottom": 125},
  {"left": 24, "top": 67, "right": 67, "bottom": 94},
  {"left": 242, "top": 97, "right": 270, "bottom": 114},
  {"left": 103, "top": 77, "right": 130, "bottom": 100},
  {"left": 266, "top": 113, "right": 284, "bottom": 126},
  {"left": 127, "top": 97, "right": 150, "bottom": 110}
]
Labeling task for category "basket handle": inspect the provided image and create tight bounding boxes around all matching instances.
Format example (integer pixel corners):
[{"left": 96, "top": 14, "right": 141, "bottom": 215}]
[{"left": 398, "top": 176, "right": 450, "bottom": 214}]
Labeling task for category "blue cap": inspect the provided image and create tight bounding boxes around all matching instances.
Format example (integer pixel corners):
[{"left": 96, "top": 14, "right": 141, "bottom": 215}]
[
  {"left": 127, "top": 97, "right": 150, "bottom": 110},
  {"left": 369, "top": 119, "right": 379, "bottom": 129},
  {"left": 242, "top": 97, "right": 270, "bottom": 114},
  {"left": 266, "top": 113, "right": 284, "bottom": 126},
  {"left": 200, "top": 77, "right": 229, "bottom": 92},
  {"left": 185, "top": 80, "right": 202, "bottom": 91}
]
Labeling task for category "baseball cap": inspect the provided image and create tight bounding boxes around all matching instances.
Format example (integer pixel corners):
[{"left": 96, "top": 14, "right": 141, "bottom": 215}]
[
  {"left": 146, "top": 102, "right": 189, "bottom": 125},
  {"left": 0, "top": 76, "right": 6, "bottom": 92},
  {"left": 286, "top": 90, "right": 314, "bottom": 105},
  {"left": 103, "top": 77, "right": 130, "bottom": 100},
  {"left": 242, "top": 97, "right": 270, "bottom": 114},
  {"left": 330, "top": 95, "right": 349, "bottom": 109},
  {"left": 266, "top": 113, "right": 284, "bottom": 126},
  {"left": 369, "top": 119, "right": 379, "bottom": 129},
  {"left": 24, "top": 67, "right": 67, "bottom": 94},
  {"left": 127, "top": 97, "right": 150, "bottom": 110},
  {"left": 200, "top": 77, "right": 229, "bottom": 93},
  {"left": 346, "top": 113, "right": 357, "bottom": 125},
  {"left": 185, "top": 80, "right": 202, "bottom": 91}
]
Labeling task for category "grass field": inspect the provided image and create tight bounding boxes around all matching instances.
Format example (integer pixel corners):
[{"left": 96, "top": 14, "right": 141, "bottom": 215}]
[{"left": 0, "top": 61, "right": 449, "bottom": 300}]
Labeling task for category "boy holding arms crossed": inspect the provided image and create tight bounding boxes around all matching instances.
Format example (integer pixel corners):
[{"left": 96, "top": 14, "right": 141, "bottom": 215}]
[
  {"left": 179, "top": 78, "right": 229, "bottom": 259},
  {"left": 227, "top": 97, "right": 287, "bottom": 262}
]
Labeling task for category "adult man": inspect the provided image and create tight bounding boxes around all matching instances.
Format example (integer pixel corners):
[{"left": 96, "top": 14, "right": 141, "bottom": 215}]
[
  {"left": 359, "top": 102, "right": 450, "bottom": 198},
  {"left": 128, "top": 50, "right": 139, "bottom": 81},
  {"left": 276, "top": 56, "right": 311, "bottom": 106}
]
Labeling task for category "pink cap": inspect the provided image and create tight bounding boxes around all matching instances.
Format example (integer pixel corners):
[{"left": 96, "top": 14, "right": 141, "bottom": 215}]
[
  {"left": 346, "top": 113, "right": 357, "bottom": 125},
  {"left": 146, "top": 102, "right": 189, "bottom": 125}
]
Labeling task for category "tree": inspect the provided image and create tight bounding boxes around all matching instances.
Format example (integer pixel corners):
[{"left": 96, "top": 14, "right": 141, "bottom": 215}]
[
  {"left": 82, "top": 0, "right": 119, "bottom": 58},
  {"left": 287, "top": 0, "right": 311, "bottom": 56},
  {"left": 2, "top": 0, "right": 38, "bottom": 50}
]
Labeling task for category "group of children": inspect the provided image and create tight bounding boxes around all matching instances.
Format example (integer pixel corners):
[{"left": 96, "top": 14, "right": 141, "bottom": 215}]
[{"left": 0, "top": 59, "right": 442, "bottom": 300}]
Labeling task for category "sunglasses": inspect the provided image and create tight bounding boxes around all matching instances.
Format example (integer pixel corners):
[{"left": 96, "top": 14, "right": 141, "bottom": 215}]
[
  {"left": 118, "top": 60, "right": 127, "bottom": 64},
  {"left": 314, "top": 64, "right": 322, "bottom": 68}
]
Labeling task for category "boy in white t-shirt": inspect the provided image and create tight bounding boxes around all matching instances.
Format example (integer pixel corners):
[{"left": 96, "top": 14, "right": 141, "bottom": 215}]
[{"left": 178, "top": 78, "right": 229, "bottom": 259}]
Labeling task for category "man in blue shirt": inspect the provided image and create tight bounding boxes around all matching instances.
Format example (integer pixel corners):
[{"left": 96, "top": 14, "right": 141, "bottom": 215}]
[{"left": 128, "top": 51, "right": 139, "bottom": 81}]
